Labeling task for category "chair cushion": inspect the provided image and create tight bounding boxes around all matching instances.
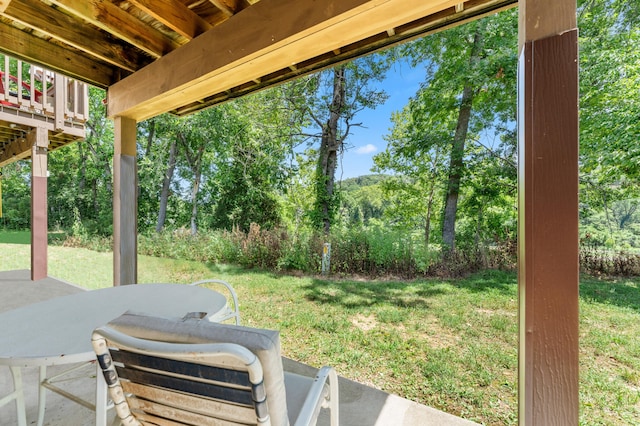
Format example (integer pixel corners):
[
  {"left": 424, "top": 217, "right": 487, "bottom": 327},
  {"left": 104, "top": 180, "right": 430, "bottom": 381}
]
[{"left": 106, "top": 311, "right": 290, "bottom": 426}]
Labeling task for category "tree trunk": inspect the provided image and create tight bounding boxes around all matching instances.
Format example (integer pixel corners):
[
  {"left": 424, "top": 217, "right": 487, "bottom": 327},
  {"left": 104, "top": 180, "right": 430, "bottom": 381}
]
[
  {"left": 92, "top": 179, "right": 98, "bottom": 214},
  {"left": 424, "top": 182, "right": 436, "bottom": 247},
  {"left": 316, "top": 66, "right": 345, "bottom": 234},
  {"left": 600, "top": 188, "right": 614, "bottom": 236},
  {"left": 178, "top": 131, "right": 205, "bottom": 236},
  {"left": 78, "top": 141, "right": 86, "bottom": 192},
  {"left": 190, "top": 164, "right": 202, "bottom": 236},
  {"left": 156, "top": 138, "right": 177, "bottom": 233},
  {"left": 145, "top": 118, "right": 155, "bottom": 157},
  {"left": 441, "top": 27, "right": 484, "bottom": 253},
  {"left": 441, "top": 81, "right": 474, "bottom": 252}
]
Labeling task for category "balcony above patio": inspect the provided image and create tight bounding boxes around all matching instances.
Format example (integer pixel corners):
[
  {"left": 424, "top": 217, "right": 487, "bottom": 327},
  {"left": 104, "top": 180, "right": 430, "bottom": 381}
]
[{"left": 0, "top": 56, "right": 88, "bottom": 168}]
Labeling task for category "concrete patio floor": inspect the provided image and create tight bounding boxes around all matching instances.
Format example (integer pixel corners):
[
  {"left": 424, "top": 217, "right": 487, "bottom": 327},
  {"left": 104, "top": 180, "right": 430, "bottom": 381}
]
[{"left": 0, "top": 269, "right": 480, "bottom": 426}]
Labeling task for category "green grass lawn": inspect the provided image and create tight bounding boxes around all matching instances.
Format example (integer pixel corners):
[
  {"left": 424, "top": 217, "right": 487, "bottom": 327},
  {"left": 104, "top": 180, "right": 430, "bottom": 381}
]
[
  {"left": 0, "top": 230, "right": 31, "bottom": 244},
  {"left": 1, "top": 242, "right": 638, "bottom": 425}
]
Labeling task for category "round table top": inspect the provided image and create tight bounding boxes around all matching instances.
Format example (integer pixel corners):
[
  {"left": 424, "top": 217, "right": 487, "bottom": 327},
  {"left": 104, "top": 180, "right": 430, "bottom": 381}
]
[{"left": 0, "top": 283, "right": 228, "bottom": 366}]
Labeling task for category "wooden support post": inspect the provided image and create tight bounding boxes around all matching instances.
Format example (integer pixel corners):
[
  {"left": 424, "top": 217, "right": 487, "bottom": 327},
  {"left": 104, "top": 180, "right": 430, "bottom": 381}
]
[
  {"left": 113, "top": 116, "right": 138, "bottom": 286},
  {"left": 518, "top": 0, "right": 579, "bottom": 424},
  {"left": 29, "top": 126, "right": 49, "bottom": 281},
  {"left": 54, "top": 74, "right": 65, "bottom": 132}
]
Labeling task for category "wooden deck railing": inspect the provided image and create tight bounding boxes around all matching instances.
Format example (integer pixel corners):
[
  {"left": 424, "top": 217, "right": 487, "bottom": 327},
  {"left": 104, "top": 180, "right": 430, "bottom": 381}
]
[{"left": 0, "top": 56, "right": 88, "bottom": 125}]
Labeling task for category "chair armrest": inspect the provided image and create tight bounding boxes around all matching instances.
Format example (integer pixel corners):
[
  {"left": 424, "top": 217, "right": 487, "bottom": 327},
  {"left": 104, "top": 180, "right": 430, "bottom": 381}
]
[
  {"left": 190, "top": 279, "right": 241, "bottom": 325},
  {"left": 293, "top": 366, "right": 339, "bottom": 426}
]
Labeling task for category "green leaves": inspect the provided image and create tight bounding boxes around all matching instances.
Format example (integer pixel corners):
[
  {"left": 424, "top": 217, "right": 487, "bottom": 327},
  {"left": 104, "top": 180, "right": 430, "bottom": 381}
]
[
  {"left": 578, "top": 0, "right": 640, "bottom": 245},
  {"left": 374, "top": 10, "right": 518, "bottom": 249}
]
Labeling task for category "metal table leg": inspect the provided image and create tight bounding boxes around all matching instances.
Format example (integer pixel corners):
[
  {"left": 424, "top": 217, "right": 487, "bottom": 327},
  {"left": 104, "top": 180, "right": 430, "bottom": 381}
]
[
  {"left": 3, "top": 367, "right": 28, "bottom": 426},
  {"left": 37, "top": 366, "right": 47, "bottom": 426}
]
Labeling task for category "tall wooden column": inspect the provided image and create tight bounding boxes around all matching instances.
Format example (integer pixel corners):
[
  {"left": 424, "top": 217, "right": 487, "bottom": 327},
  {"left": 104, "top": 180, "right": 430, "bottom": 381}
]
[
  {"left": 113, "top": 116, "right": 138, "bottom": 286},
  {"left": 29, "top": 126, "right": 49, "bottom": 281},
  {"left": 518, "top": 0, "right": 579, "bottom": 424}
]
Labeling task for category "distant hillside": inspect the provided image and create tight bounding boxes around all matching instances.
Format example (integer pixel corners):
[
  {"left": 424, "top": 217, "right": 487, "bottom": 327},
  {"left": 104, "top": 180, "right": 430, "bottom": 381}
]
[
  {"left": 337, "top": 174, "right": 389, "bottom": 223},
  {"left": 338, "top": 174, "right": 389, "bottom": 192}
]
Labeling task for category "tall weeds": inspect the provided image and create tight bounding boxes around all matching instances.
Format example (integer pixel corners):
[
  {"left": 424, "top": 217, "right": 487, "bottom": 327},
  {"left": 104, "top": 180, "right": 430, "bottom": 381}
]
[
  {"left": 580, "top": 247, "right": 640, "bottom": 276},
  {"left": 134, "top": 224, "right": 520, "bottom": 278},
  {"left": 56, "top": 224, "right": 639, "bottom": 278}
]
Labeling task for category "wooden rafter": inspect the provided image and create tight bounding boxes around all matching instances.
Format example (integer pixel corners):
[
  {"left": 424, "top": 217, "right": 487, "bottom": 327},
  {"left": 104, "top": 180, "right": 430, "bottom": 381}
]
[
  {"left": 207, "top": 0, "right": 242, "bottom": 17},
  {"left": 129, "top": 0, "right": 212, "bottom": 40},
  {"left": 1, "top": 0, "right": 145, "bottom": 73},
  {"left": 209, "top": 0, "right": 249, "bottom": 16},
  {"left": 0, "top": 21, "right": 114, "bottom": 87},
  {"left": 48, "top": 0, "right": 179, "bottom": 58}
]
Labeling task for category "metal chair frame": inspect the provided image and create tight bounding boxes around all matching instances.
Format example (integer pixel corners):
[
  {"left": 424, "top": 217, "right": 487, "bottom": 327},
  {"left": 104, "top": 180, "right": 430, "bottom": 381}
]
[
  {"left": 92, "top": 315, "right": 338, "bottom": 426},
  {"left": 190, "top": 279, "right": 241, "bottom": 325}
]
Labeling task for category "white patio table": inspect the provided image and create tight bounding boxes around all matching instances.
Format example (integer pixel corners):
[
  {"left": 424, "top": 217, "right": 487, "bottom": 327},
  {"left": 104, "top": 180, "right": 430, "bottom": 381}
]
[{"left": 0, "top": 283, "right": 228, "bottom": 426}]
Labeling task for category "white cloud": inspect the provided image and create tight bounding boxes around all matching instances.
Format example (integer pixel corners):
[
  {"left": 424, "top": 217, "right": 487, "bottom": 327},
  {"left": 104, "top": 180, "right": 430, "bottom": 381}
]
[{"left": 355, "top": 144, "right": 377, "bottom": 154}]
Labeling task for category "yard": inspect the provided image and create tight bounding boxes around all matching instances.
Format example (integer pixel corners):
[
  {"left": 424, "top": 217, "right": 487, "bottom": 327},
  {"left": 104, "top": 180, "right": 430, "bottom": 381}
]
[{"left": 1, "top": 240, "right": 638, "bottom": 425}]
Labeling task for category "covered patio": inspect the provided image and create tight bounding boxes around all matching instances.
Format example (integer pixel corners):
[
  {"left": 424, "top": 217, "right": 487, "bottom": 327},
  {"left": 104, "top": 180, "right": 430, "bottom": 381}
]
[
  {"left": 0, "top": 269, "right": 480, "bottom": 425},
  {"left": 0, "top": 0, "right": 579, "bottom": 424}
]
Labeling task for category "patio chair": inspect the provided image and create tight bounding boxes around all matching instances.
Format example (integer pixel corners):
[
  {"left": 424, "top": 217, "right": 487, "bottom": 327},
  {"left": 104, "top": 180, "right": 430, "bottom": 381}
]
[
  {"left": 190, "top": 279, "right": 241, "bottom": 325},
  {"left": 91, "top": 312, "right": 338, "bottom": 426}
]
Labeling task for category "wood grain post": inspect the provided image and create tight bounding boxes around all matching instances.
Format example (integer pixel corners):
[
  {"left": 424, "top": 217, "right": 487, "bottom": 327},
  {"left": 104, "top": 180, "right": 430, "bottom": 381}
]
[
  {"left": 113, "top": 116, "right": 138, "bottom": 286},
  {"left": 29, "top": 126, "right": 49, "bottom": 281},
  {"left": 518, "top": 0, "right": 579, "bottom": 424}
]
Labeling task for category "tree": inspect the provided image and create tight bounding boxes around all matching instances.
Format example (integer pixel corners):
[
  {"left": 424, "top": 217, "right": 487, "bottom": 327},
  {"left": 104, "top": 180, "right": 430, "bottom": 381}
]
[
  {"left": 314, "top": 65, "right": 346, "bottom": 235},
  {"left": 440, "top": 23, "right": 486, "bottom": 252},
  {"left": 172, "top": 109, "right": 218, "bottom": 236},
  {"left": 156, "top": 136, "right": 177, "bottom": 233},
  {"left": 50, "top": 86, "right": 114, "bottom": 234},
  {"left": 373, "top": 105, "right": 449, "bottom": 246},
  {"left": 394, "top": 10, "right": 518, "bottom": 253},
  {"left": 292, "top": 56, "right": 390, "bottom": 234},
  {"left": 455, "top": 131, "right": 517, "bottom": 248},
  {"left": 579, "top": 0, "right": 640, "bottom": 200},
  {"left": 277, "top": 149, "right": 317, "bottom": 233},
  {"left": 0, "top": 162, "right": 30, "bottom": 229},
  {"left": 574, "top": 0, "right": 640, "bottom": 248},
  {"left": 206, "top": 88, "right": 304, "bottom": 232}
]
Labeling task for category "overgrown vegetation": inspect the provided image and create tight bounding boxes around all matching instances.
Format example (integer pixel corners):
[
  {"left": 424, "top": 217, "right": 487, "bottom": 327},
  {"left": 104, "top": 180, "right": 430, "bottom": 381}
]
[
  {"left": 51, "top": 226, "right": 640, "bottom": 278},
  {"left": 2, "top": 243, "right": 638, "bottom": 425}
]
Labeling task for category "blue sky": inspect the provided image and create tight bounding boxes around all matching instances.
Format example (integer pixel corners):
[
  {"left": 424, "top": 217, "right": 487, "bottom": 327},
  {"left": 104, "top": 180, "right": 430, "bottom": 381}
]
[{"left": 336, "top": 61, "right": 426, "bottom": 180}]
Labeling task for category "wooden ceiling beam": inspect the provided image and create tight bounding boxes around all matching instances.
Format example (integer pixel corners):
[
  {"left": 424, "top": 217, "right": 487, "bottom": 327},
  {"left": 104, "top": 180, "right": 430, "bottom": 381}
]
[
  {"left": 129, "top": 0, "right": 212, "bottom": 40},
  {"left": 108, "top": 0, "right": 462, "bottom": 121},
  {"left": 48, "top": 0, "right": 179, "bottom": 58},
  {"left": 1, "top": 0, "right": 145, "bottom": 73},
  {"left": 0, "top": 21, "right": 114, "bottom": 87},
  {"left": 207, "top": 0, "right": 239, "bottom": 17}
]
